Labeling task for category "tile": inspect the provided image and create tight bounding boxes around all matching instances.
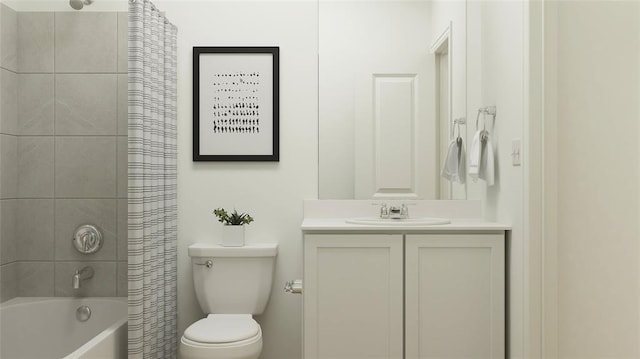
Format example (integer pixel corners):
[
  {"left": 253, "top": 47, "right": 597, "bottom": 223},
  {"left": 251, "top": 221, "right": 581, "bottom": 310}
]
[
  {"left": 55, "top": 12, "right": 117, "bottom": 73},
  {"left": 117, "top": 12, "right": 128, "bottom": 73},
  {"left": 55, "top": 261, "right": 116, "bottom": 297},
  {"left": 117, "top": 136, "right": 127, "bottom": 198},
  {"left": 55, "top": 136, "right": 116, "bottom": 197},
  {"left": 117, "top": 73, "right": 128, "bottom": 136},
  {"left": 116, "top": 260, "right": 127, "bottom": 297},
  {"left": 0, "top": 134, "right": 17, "bottom": 198},
  {"left": 0, "top": 3, "right": 17, "bottom": 72},
  {"left": 18, "top": 74, "right": 54, "bottom": 135},
  {"left": 54, "top": 199, "right": 116, "bottom": 261},
  {"left": 0, "top": 262, "right": 17, "bottom": 302},
  {"left": 55, "top": 74, "right": 117, "bottom": 135},
  {"left": 0, "top": 199, "right": 16, "bottom": 265},
  {"left": 17, "top": 136, "right": 54, "bottom": 198},
  {"left": 0, "top": 68, "right": 17, "bottom": 135},
  {"left": 16, "top": 199, "right": 54, "bottom": 261},
  {"left": 116, "top": 198, "right": 127, "bottom": 261},
  {"left": 17, "top": 12, "right": 54, "bottom": 73},
  {"left": 17, "top": 261, "right": 54, "bottom": 297}
]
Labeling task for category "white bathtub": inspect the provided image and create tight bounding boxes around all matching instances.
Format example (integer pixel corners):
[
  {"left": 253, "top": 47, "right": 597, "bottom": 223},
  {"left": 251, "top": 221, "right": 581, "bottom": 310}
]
[{"left": 0, "top": 297, "right": 127, "bottom": 359}]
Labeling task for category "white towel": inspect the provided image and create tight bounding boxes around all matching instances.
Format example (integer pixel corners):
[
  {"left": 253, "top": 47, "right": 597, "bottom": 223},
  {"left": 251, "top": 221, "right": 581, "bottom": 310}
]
[
  {"left": 468, "top": 131, "right": 482, "bottom": 181},
  {"left": 480, "top": 134, "right": 495, "bottom": 186},
  {"left": 468, "top": 130, "right": 495, "bottom": 186},
  {"left": 441, "top": 138, "right": 466, "bottom": 184}
]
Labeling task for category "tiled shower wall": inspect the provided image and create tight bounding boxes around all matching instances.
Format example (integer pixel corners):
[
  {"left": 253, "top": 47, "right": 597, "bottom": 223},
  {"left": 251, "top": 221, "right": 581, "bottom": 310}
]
[{"left": 0, "top": 6, "right": 127, "bottom": 301}]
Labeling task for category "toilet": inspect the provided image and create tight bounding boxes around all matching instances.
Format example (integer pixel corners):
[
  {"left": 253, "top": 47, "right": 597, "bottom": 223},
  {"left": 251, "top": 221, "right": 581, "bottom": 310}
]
[{"left": 180, "top": 243, "right": 278, "bottom": 359}]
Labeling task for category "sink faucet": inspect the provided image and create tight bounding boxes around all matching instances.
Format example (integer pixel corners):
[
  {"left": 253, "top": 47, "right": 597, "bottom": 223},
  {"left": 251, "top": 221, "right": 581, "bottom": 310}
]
[
  {"left": 72, "top": 266, "right": 94, "bottom": 289},
  {"left": 378, "top": 203, "right": 409, "bottom": 219}
]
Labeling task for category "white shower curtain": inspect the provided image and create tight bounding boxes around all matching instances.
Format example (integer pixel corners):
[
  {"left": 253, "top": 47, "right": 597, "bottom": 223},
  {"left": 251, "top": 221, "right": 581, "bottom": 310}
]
[{"left": 128, "top": 0, "right": 178, "bottom": 357}]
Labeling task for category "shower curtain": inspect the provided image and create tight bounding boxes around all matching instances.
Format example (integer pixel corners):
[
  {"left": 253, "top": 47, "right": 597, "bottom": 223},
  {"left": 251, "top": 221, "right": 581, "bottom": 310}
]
[{"left": 128, "top": 0, "right": 178, "bottom": 357}]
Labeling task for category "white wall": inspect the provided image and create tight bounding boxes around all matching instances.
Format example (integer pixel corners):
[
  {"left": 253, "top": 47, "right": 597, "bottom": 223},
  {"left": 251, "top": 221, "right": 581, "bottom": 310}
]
[
  {"left": 546, "top": 1, "right": 640, "bottom": 358},
  {"left": 466, "top": 1, "right": 526, "bottom": 357},
  {"left": 157, "top": 2, "right": 318, "bottom": 359},
  {"left": 318, "top": 1, "right": 431, "bottom": 199},
  {"left": 427, "top": 0, "right": 466, "bottom": 138},
  {"left": 427, "top": 0, "right": 466, "bottom": 200}
]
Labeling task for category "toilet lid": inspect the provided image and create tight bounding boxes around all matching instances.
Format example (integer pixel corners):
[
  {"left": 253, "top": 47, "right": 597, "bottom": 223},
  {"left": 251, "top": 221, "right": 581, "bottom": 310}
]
[{"left": 184, "top": 314, "right": 260, "bottom": 344}]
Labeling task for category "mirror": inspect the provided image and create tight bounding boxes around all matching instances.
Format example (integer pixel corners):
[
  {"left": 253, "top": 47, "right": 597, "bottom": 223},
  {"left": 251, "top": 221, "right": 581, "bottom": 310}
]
[{"left": 318, "top": 0, "right": 467, "bottom": 200}]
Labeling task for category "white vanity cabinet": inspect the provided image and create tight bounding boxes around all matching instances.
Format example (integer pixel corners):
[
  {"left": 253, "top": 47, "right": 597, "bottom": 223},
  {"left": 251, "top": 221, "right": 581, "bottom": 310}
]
[
  {"left": 404, "top": 234, "right": 504, "bottom": 359},
  {"left": 303, "top": 232, "right": 505, "bottom": 359},
  {"left": 303, "top": 234, "right": 404, "bottom": 359}
]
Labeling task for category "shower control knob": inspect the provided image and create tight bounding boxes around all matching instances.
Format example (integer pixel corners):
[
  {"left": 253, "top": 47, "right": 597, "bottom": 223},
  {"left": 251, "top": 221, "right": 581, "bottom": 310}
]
[{"left": 72, "top": 224, "right": 103, "bottom": 254}]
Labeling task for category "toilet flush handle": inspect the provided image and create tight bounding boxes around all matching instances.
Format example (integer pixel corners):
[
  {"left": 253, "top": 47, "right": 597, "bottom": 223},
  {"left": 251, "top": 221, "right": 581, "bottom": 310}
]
[{"left": 195, "top": 260, "right": 213, "bottom": 268}]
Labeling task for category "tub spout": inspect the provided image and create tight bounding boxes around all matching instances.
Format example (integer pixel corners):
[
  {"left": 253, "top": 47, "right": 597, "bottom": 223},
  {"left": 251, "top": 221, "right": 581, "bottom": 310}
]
[
  {"left": 72, "top": 266, "right": 94, "bottom": 289},
  {"left": 72, "top": 272, "right": 80, "bottom": 289}
]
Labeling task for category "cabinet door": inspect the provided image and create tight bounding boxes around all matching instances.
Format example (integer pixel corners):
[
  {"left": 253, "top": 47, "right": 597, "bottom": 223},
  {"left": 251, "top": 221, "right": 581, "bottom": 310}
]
[
  {"left": 304, "top": 234, "right": 403, "bottom": 359},
  {"left": 405, "top": 234, "right": 505, "bottom": 359}
]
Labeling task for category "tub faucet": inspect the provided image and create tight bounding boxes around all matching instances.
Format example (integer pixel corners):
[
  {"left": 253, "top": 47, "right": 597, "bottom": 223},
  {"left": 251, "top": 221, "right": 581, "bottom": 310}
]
[{"left": 72, "top": 266, "right": 94, "bottom": 289}]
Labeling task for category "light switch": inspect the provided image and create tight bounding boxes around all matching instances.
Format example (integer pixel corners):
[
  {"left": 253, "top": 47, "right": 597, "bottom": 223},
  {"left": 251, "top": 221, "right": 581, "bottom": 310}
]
[{"left": 512, "top": 138, "right": 521, "bottom": 166}]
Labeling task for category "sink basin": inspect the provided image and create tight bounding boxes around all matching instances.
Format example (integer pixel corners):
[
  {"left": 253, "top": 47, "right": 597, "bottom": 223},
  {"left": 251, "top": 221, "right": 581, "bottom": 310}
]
[{"left": 345, "top": 217, "right": 451, "bottom": 226}]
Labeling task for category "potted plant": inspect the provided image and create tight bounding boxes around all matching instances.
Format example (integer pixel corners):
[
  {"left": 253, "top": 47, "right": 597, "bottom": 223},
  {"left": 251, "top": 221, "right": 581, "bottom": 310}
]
[{"left": 213, "top": 208, "right": 254, "bottom": 247}]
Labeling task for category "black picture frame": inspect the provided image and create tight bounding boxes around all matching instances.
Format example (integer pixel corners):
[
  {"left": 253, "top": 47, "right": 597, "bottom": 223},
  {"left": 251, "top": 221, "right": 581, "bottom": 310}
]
[{"left": 193, "top": 46, "right": 279, "bottom": 161}]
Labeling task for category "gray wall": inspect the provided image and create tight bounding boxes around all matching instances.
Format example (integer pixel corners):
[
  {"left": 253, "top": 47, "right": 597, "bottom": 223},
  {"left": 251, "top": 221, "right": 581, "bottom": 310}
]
[{"left": 0, "top": 7, "right": 127, "bottom": 301}]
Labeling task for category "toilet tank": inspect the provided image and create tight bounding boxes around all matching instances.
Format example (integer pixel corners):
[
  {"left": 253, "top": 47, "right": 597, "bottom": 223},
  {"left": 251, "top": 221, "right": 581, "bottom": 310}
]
[{"left": 188, "top": 243, "right": 278, "bottom": 315}]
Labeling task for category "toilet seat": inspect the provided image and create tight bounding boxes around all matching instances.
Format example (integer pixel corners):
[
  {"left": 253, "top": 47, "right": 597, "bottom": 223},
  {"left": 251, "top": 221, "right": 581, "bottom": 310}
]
[
  {"left": 184, "top": 314, "right": 260, "bottom": 344},
  {"left": 179, "top": 317, "right": 263, "bottom": 359}
]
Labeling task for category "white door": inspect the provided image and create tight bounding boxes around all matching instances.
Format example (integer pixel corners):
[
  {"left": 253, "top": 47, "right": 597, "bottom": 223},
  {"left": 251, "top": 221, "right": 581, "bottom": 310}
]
[
  {"left": 405, "top": 234, "right": 505, "bottom": 359},
  {"left": 354, "top": 60, "right": 435, "bottom": 200},
  {"left": 437, "top": 50, "right": 450, "bottom": 199},
  {"left": 351, "top": 7, "right": 435, "bottom": 200},
  {"left": 304, "top": 234, "right": 404, "bottom": 359}
]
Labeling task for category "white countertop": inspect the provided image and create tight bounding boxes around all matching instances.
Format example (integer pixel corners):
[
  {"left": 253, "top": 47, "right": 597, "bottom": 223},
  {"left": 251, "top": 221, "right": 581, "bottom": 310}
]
[{"left": 301, "top": 218, "right": 510, "bottom": 232}]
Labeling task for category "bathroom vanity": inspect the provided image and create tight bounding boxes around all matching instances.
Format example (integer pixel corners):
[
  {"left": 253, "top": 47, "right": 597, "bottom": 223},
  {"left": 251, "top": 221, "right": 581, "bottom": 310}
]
[{"left": 301, "top": 201, "right": 509, "bottom": 359}]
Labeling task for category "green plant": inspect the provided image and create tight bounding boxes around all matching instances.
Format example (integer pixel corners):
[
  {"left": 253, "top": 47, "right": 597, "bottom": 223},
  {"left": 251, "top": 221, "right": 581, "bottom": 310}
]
[{"left": 213, "top": 208, "right": 254, "bottom": 226}]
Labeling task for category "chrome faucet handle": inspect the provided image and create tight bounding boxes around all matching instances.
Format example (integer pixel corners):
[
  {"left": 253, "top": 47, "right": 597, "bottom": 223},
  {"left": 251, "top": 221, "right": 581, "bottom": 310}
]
[
  {"left": 400, "top": 204, "right": 409, "bottom": 217},
  {"left": 380, "top": 203, "right": 389, "bottom": 218},
  {"left": 371, "top": 202, "right": 390, "bottom": 218}
]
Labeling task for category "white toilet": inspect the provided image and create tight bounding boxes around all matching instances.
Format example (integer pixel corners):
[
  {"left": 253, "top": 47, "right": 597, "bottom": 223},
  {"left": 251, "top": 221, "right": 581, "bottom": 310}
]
[{"left": 180, "top": 243, "right": 278, "bottom": 359}]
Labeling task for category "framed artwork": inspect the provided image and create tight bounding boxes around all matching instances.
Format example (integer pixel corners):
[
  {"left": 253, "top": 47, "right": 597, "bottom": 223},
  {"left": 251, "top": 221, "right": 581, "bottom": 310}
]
[{"left": 193, "top": 46, "right": 279, "bottom": 161}]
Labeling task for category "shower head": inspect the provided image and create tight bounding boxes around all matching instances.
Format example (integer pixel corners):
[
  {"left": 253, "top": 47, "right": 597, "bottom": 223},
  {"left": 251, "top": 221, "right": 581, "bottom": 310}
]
[{"left": 70, "top": 0, "right": 94, "bottom": 10}]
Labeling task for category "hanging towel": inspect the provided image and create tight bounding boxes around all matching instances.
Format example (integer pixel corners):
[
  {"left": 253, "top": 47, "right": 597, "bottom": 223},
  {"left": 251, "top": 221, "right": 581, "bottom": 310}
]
[
  {"left": 441, "top": 138, "right": 466, "bottom": 184},
  {"left": 468, "top": 130, "right": 482, "bottom": 181},
  {"left": 480, "top": 134, "right": 495, "bottom": 186},
  {"left": 468, "top": 130, "right": 495, "bottom": 186}
]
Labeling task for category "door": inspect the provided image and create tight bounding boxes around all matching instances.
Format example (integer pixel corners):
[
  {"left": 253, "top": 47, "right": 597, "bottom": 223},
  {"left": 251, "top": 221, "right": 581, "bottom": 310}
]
[
  {"left": 304, "top": 234, "right": 404, "bottom": 359},
  {"left": 405, "top": 234, "right": 505, "bottom": 359}
]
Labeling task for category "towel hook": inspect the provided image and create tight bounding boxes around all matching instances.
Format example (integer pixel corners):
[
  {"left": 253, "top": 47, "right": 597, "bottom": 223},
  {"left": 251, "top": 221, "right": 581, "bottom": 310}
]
[
  {"left": 454, "top": 122, "right": 462, "bottom": 146},
  {"left": 452, "top": 117, "right": 465, "bottom": 147},
  {"left": 476, "top": 106, "right": 496, "bottom": 143}
]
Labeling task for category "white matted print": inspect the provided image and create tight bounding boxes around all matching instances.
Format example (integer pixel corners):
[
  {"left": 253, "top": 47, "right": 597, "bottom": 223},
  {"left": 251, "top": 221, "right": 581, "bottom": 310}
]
[{"left": 193, "top": 47, "right": 279, "bottom": 161}]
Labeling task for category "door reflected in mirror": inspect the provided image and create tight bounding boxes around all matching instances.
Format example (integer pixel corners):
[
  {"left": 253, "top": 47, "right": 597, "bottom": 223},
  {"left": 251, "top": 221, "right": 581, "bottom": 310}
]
[{"left": 318, "top": 0, "right": 467, "bottom": 200}]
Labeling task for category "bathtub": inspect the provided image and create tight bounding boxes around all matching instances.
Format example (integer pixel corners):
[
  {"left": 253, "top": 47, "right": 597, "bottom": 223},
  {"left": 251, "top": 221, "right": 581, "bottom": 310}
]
[{"left": 0, "top": 297, "right": 127, "bottom": 359}]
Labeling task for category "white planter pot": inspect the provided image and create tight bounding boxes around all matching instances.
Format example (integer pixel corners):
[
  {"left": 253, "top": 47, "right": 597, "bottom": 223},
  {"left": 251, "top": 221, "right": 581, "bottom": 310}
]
[{"left": 221, "top": 225, "right": 245, "bottom": 247}]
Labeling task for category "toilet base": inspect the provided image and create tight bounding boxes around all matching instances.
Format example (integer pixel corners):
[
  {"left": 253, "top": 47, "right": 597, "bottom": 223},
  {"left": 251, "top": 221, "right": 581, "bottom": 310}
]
[{"left": 179, "top": 330, "right": 262, "bottom": 359}]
